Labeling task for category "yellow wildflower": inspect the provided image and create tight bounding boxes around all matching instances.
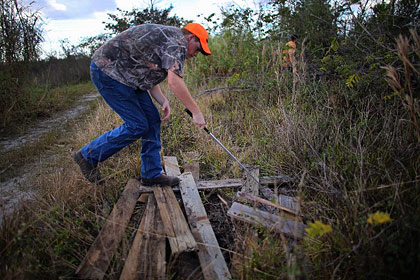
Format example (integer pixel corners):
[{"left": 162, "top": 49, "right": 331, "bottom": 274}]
[
  {"left": 367, "top": 211, "right": 392, "bottom": 226},
  {"left": 305, "top": 220, "right": 332, "bottom": 238}
]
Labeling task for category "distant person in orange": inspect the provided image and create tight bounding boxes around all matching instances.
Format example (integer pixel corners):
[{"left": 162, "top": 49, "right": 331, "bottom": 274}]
[{"left": 282, "top": 35, "right": 298, "bottom": 68}]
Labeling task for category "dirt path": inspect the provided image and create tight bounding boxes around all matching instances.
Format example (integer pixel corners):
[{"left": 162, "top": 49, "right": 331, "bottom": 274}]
[{"left": 0, "top": 92, "right": 100, "bottom": 225}]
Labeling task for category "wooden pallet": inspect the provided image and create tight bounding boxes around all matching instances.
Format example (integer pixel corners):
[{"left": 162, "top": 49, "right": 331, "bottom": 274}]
[
  {"left": 76, "top": 155, "right": 306, "bottom": 279},
  {"left": 76, "top": 156, "right": 231, "bottom": 279}
]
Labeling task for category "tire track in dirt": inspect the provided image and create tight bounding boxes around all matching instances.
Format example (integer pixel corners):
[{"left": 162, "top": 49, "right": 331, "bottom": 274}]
[{"left": 0, "top": 92, "right": 100, "bottom": 226}]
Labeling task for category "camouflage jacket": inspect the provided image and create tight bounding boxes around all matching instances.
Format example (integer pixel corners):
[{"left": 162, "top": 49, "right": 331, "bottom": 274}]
[{"left": 92, "top": 24, "right": 187, "bottom": 90}]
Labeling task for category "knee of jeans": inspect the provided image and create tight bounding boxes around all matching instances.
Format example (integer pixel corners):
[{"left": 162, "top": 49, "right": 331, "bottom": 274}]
[{"left": 125, "top": 122, "right": 149, "bottom": 138}]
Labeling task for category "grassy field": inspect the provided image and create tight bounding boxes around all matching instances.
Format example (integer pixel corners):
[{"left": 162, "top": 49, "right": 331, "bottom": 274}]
[{"left": 1, "top": 34, "right": 419, "bottom": 279}]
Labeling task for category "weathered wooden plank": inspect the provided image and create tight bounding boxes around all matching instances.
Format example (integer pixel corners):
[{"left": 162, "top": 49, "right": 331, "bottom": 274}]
[
  {"left": 163, "top": 156, "right": 181, "bottom": 176},
  {"left": 236, "top": 191, "right": 299, "bottom": 216},
  {"left": 138, "top": 179, "right": 243, "bottom": 193},
  {"left": 76, "top": 179, "right": 141, "bottom": 279},
  {"left": 136, "top": 175, "right": 291, "bottom": 194},
  {"left": 119, "top": 195, "right": 166, "bottom": 280},
  {"left": 278, "top": 194, "right": 300, "bottom": 213},
  {"left": 260, "top": 175, "right": 293, "bottom": 186},
  {"left": 183, "top": 151, "right": 200, "bottom": 182},
  {"left": 228, "top": 202, "right": 307, "bottom": 239},
  {"left": 153, "top": 187, "right": 186, "bottom": 254},
  {"left": 197, "top": 179, "right": 242, "bottom": 190},
  {"left": 136, "top": 195, "right": 166, "bottom": 279},
  {"left": 119, "top": 198, "right": 148, "bottom": 280},
  {"left": 138, "top": 184, "right": 161, "bottom": 193},
  {"left": 154, "top": 156, "right": 197, "bottom": 256},
  {"left": 153, "top": 187, "right": 196, "bottom": 255},
  {"left": 179, "top": 173, "right": 231, "bottom": 280},
  {"left": 257, "top": 185, "right": 279, "bottom": 214}
]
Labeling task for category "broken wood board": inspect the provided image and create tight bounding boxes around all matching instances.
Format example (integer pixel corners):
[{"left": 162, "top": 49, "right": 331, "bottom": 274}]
[
  {"left": 163, "top": 156, "right": 182, "bottom": 176},
  {"left": 119, "top": 194, "right": 166, "bottom": 280},
  {"left": 236, "top": 191, "right": 300, "bottom": 220},
  {"left": 76, "top": 179, "right": 141, "bottom": 279},
  {"left": 153, "top": 186, "right": 197, "bottom": 256},
  {"left": 153, "top": 157, "right": 197, "bottom": 256},
  {"left": 258, "top": 185, "right": 278, "bottom": 213},
  {"left": 157, "top": 156, "right": 197, "bottom": 254},
  {"left": 179, "top": 172, "right": 231, "bottom": 280},
  {"left": 228, "top": 202, "right": 307, "bottom": 240},
  {"left": 257, "top": 186, "right": 301, "bottom": 216}
]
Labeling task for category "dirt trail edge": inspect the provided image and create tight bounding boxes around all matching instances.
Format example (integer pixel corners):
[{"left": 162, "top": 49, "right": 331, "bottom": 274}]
[{"left": 0, "top": 92, "right": 100, "bottom": 226}]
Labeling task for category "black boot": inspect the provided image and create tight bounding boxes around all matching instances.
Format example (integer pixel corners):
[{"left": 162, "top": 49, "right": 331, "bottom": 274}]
[
  {"left": 73, "top": 150, "right": 101, "bottom": 183},
  {"left": 141, "top": 174, "right": 180, "bottom": 187}
]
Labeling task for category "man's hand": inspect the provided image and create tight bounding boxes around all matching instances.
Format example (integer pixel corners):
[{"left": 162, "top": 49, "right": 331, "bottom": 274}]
[
  {"left": 149, "top": 84, "right": 171, "bottom": 121},
  {"left": 161, "top": 99, "right": 171, "bottom": 121},
  {"left": 192, "top": 111, "right": 206, "bottom": 129}
]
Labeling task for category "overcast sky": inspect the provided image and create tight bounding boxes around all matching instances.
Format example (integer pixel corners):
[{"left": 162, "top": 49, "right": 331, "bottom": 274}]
[{"left": 25, "top": 0, "right": 258, "bottom": 56}]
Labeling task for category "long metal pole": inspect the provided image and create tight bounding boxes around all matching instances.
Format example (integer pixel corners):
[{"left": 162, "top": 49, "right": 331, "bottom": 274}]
[{"left": 185, "top": 109, "right": 261, "bottom": 187}]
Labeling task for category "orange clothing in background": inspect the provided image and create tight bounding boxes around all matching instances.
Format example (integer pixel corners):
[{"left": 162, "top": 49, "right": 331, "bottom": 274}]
[{"left": 283, "top": 40, "right": 297, "bottom": 67}]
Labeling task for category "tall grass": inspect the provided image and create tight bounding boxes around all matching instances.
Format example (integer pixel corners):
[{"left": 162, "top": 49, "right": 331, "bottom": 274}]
[
  {"left": 1, "top": 30, "right": 419, "bottom": 279},
  {"left": 184, "top": 30, "right": 420, "bottom": 279}
]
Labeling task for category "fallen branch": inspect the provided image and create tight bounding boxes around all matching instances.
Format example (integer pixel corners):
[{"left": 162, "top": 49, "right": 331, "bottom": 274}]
[{"left": 196, "top": 86, "right": 252, "bottom": 97}]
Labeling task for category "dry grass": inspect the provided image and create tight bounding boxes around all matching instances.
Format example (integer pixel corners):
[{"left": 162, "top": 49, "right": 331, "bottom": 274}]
[{"left": 384, "top": 30, "right": 420, "bottom": 142}]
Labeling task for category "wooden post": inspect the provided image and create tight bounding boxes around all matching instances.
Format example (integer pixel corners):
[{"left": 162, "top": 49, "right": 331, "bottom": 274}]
[
  {"left": 241, "top": 165, "right": 259, "bottom": 196},
  {"left": 259, "top": 175, "right": 293, "bottom": 186}
]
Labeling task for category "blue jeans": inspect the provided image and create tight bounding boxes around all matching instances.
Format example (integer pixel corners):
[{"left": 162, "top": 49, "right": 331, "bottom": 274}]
[{"left": 81, "top": 61, "right": 162, "bottom": 179}]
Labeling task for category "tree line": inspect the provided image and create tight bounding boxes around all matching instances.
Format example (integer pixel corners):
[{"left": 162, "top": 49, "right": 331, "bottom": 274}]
[{"left": 0, "top": 0, "right": 419, "bottom": 127}]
